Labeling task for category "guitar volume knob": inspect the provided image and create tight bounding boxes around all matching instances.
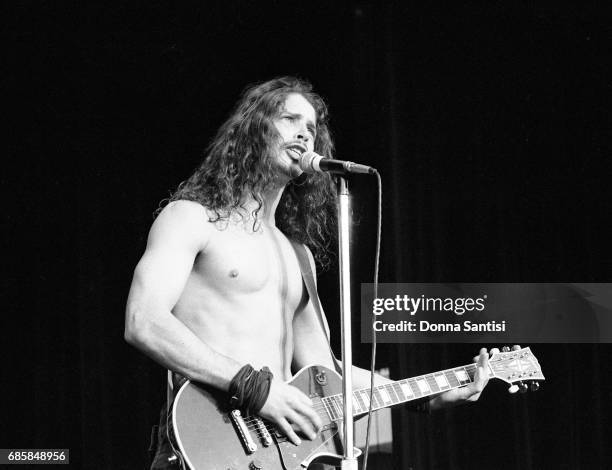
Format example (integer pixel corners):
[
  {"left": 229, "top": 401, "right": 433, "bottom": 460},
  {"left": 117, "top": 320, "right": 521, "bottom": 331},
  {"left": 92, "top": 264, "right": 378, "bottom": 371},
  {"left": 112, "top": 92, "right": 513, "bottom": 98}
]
[{"left": 250, "top": 459, "right": 264, "bottom": 470}]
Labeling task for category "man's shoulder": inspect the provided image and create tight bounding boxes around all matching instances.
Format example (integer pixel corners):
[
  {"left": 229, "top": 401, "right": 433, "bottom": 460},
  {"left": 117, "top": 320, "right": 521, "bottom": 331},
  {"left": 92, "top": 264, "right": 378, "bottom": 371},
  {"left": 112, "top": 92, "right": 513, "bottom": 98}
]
[
  {"left": 159, "top": 199, "right": 208, "bottom": 217},
  {"left": 155, "top": 200, "right": 214, "bottom": 228},
  {"left": 148, "top": 200, "right": 216, "bottom": 247}
]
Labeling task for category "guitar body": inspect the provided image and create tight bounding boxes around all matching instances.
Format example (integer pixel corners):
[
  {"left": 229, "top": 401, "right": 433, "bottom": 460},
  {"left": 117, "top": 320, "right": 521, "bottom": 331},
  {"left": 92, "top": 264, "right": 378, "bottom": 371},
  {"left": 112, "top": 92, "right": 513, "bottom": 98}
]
[{"left": 170, "top": 365, "right": 347, "bottom": 470}]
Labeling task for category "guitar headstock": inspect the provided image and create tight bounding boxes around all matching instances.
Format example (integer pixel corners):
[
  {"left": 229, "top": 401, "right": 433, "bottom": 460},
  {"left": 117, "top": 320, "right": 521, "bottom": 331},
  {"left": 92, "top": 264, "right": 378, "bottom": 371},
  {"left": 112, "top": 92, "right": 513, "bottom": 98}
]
[{"left": 489, "top": 347, "right": 544, "bottom": 392}]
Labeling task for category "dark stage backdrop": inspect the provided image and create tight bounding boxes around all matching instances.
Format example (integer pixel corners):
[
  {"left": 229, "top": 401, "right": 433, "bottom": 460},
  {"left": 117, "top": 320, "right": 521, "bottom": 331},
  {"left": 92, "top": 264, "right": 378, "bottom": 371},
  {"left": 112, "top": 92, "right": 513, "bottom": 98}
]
[{"left": 4, "top": 2, "right": 612, "bottom": 469}]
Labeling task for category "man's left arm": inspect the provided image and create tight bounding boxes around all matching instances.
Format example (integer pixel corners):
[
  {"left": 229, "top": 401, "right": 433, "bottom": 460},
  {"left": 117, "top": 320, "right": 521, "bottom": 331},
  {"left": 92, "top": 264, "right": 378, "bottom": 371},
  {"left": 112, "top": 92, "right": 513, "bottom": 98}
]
[{"left": 291, "top": 247, "right": 491, "bottom": 411}]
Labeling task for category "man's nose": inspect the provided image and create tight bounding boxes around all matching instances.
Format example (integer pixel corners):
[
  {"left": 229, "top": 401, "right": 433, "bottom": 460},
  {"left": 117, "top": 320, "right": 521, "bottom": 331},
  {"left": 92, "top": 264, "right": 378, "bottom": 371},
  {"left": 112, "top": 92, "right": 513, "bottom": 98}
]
[{"left": 295, "top": 125, "right": 310, "bottom": 143}]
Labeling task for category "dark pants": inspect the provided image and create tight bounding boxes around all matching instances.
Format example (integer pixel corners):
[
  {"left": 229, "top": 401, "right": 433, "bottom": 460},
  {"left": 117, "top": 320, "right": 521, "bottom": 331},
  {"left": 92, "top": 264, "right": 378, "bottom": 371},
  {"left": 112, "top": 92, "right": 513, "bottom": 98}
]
[{"left": 149, "top": 404, "right": 181, "bottom": 470}]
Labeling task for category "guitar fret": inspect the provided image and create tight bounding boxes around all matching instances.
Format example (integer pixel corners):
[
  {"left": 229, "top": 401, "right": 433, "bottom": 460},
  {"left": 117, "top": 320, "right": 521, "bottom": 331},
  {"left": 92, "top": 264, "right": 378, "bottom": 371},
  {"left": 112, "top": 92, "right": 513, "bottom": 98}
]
[
  {"left": 392, "top": 382, "right": 406, "bottom": 401},
  {"left": 399, "top": 380, "right": 414, "bottom": 399},
  {"left": 416, "top": 377, "right": 431, "bottom": 395},
  {"left": 445, "top": 370, "right": 460, "bottom": 387},
  {"left": 455, "top": 367, "right": 471, "bottom": 385},
  {"left": 322, "top": 397, "right": 334, "bottom": 420},
  {"left": 360, "top": 390, "right": 371, "bottom": 408},
  {"left": 372, "top": 388, "right": 384, "bottom": 409},
  {"left": 327, "top": 397, "right": 340, "bottom": 420},
  {"left": 321, "top": 397, "right": 333, "bottom": 420},
  {"left": 377, "top": 386, "right": 391, "bottom": 405},
  {"left": 434, "top": 373, "right": 450, "bottom": 390},
  {"left": 385, "top": 383, "right": 400, "bottom": 404},
  {"left": 425, "top": 375, "right": 440, "bottom": 393},
  {"left": 408, "top": 379, "right": 422, "bottom": 398},
  {"left": 352, "top": 394, "right": 361, "bottom": 414},
  {"left": 333, "top": 396, "right": 344, "bottom": 418},
  {"left": 354, "top": 391, "right": 366, "bottom": 413}
]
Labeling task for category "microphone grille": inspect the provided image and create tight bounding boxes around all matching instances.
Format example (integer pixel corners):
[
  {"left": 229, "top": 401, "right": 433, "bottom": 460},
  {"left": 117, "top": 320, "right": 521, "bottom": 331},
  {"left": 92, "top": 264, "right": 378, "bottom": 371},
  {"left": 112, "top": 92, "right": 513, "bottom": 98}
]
[{"left": 299, "top": 151, "right": 319, "bottom": 173}]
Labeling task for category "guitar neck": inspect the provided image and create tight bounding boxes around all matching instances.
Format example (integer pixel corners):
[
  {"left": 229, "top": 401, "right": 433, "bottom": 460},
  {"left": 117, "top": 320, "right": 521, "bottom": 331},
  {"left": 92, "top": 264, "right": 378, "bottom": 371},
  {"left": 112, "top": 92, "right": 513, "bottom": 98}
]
[{"left": 322, "top": 363, "right": 486, "bottom": 419}]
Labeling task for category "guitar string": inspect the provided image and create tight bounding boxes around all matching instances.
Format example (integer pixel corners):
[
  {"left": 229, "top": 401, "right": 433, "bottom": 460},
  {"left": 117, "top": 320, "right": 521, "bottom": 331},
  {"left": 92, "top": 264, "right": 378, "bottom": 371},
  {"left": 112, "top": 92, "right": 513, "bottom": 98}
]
[
  {"left": 273, "top": 363, "right": 476, "bottom": 416},
  {"left": 241, "top": 374, "right": 479, "bottom": 433},
  {"left": 233, "top": 358, "right": 536, "bottom": 438},
  {"left": 239, "top": 363, "right": 480, "bottom": 432}
]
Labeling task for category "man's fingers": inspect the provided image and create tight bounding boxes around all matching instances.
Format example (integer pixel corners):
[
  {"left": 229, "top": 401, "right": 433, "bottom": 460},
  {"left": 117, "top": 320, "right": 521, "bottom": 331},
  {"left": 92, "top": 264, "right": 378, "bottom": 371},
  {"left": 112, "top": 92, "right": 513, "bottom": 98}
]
[
  {"left": 276, "top": 418, "right": 302, "bottom": 446},
  {"left": 299, "top": 403, "right": 323, "bottom": 432},
  {"left": 470, "top": 350, "right": 490, "bottom": 399},
  {"left": 475, "top": 365, "right": 488, "bottom": 388},
  {"left": 436, "top": 348, "right": 493, "bottom": 408},
  {"left": 261, "top": 383, "right": 322, "bottom": 443},
  {"left": 473, "top": 347, "right": 489, "bottom": 362},
  {"left": 290, "top": 388, "right": 323, "bottom": 432},
  {"left": 286, "top": 409, "right": 317, "bottom": 440},
  {"left": 293, "top": 388, "right": 313, "bottom": 406},
  {"left": 455, "top": 384, "right": 481, "bottom": 402},
  {"left": 478, "top": 348, "right": 488, "bottom": 361}
]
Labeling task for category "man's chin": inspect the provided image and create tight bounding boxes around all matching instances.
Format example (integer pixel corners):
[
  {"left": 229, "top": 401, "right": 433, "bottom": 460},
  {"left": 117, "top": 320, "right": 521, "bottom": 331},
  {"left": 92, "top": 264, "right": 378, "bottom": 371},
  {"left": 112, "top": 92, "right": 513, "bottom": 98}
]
[
  {"left": 289, "top": 165, "right": 304, "bottom": 179},
  {"left": 272, "top": 164, "right": 303, "bottom": 185}
]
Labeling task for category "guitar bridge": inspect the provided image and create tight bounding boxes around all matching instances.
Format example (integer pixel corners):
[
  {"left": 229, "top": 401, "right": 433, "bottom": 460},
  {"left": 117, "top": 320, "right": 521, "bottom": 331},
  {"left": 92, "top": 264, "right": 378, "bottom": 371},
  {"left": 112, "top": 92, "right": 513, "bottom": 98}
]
[
  {"left": 253, "top": 417, "right": 273, "bottom": 447},
  {"left": 230, "top": 409, "right": 257, "bottom": 454}
]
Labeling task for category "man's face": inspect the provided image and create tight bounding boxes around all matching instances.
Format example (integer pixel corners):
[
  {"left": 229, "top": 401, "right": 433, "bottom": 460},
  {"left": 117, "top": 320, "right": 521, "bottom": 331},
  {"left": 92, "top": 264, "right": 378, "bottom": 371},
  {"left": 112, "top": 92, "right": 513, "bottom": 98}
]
[{"left": 272, "top": 93, "right": 317, "bottom": 179}]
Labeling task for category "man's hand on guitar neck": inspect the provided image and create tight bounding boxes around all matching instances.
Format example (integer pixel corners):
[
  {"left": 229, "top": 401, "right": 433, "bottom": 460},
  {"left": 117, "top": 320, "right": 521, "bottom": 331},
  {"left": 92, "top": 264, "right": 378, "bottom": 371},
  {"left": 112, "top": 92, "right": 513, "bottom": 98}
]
[
  {"left": 259, "top": 379, "right": 323, "bottom": 446},
  {"left": 429, "top": 347, "right": 496, "bottom": 411}
]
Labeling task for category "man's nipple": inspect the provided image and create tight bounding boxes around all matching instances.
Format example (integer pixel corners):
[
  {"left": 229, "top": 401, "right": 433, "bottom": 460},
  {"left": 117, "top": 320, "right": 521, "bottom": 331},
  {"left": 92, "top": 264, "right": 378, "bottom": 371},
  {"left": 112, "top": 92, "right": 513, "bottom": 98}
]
[{"left": 229, "top": 269, "right": 239, "bottom": 278}]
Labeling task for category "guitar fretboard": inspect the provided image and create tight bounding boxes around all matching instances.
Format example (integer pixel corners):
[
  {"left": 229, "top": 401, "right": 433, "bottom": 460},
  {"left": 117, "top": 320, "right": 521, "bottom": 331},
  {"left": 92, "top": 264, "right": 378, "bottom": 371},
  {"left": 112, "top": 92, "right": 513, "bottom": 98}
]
[{"left": 321, "top": 363, "right": 484, "bottom": 421}]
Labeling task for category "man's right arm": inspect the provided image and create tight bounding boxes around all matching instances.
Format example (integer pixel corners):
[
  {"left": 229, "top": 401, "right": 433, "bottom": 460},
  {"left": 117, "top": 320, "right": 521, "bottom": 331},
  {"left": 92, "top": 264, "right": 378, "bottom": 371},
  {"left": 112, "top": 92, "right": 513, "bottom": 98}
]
[
  {"left": 125, "top": 201, "right": 321, "bottom": 444},
  {"left": 124, "top": 200, "right": 242, "bottom": 391}
]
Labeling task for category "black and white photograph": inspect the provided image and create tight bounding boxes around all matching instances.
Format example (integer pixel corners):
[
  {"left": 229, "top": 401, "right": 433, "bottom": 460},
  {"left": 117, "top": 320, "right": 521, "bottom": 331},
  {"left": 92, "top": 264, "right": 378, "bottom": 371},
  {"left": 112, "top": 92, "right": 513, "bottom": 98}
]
[{"left": 4, "top": 2, "right": 612, "bottom": 469}]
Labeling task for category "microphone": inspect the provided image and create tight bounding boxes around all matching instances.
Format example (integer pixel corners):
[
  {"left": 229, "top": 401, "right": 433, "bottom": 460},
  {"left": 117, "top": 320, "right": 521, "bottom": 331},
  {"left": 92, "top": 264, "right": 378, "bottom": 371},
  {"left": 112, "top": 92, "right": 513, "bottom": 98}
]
[{"left": 298, "top": 151, "right": 376, "bottom": 175}]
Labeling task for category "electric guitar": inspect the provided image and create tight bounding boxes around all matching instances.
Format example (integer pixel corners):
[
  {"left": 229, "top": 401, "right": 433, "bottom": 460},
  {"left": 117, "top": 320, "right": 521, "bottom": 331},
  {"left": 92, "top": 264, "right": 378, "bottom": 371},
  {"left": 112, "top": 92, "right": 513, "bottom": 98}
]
[{"left": 168, "top": 347, "right": 544, "bottom": 470}]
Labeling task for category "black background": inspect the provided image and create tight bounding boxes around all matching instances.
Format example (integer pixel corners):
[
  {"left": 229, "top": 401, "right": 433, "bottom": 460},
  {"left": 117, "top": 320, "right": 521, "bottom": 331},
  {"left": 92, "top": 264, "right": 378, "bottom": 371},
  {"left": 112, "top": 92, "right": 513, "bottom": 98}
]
[{"left": 3, "top": 2, "right": 612, "bottom": 469}]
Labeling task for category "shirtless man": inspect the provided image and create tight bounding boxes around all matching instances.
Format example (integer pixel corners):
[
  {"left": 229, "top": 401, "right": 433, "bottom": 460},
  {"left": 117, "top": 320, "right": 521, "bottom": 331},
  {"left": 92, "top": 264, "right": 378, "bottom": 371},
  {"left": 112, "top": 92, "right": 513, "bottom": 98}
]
[{"left": 125, "top": 76, "right": 491, "bottom": 468}]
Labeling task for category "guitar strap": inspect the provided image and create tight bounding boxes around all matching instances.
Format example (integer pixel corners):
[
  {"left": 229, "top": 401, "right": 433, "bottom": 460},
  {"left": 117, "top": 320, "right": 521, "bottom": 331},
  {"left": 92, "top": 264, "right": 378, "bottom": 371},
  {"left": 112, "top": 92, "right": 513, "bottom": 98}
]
[
  {"left": 289, "top": 244, "right": 431, "bottom": 416},
  {"left": 290, "top": 240, "right": 342, "bottom": 374}
]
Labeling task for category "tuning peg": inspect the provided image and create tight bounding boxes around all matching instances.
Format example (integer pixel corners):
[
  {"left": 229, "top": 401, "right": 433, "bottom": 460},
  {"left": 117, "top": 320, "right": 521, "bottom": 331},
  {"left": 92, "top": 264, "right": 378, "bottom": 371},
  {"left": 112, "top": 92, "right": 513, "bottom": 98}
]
[
  {"left": 529, "top": 381, "right": 540, "bottom": 392},
  {"left": 508, "top": 384, "right": 519, "bottom": 394},
  {"left": 518, "top": 381, "right": 528, "bottom": 393},
  {"left": 502, "top": 346, "right": 510, "bottom": 352},
  {"left": 512, "top": 345, "right": 521, "bottom": 351}
]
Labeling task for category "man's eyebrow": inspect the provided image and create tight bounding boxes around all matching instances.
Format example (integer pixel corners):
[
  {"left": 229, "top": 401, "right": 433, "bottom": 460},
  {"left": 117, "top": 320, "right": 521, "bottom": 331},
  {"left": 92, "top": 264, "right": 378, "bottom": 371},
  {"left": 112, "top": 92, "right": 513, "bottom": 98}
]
[{"left": 283, "top": 111, "right": 317, "bottom": 131}]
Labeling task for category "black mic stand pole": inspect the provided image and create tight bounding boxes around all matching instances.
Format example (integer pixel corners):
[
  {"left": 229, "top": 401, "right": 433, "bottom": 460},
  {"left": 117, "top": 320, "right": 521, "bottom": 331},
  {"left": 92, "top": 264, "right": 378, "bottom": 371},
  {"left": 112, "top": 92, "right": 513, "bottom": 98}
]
[{"left": 336, "top": 175, "right": 358, "bottom": 470}]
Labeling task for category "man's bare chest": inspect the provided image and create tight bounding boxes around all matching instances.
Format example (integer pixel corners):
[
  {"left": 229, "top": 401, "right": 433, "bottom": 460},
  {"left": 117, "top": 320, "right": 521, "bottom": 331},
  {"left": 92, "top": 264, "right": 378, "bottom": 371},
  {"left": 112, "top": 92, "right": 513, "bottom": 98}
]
[{"left": 191, "top": 224, "right": 304, "bottom": 304}]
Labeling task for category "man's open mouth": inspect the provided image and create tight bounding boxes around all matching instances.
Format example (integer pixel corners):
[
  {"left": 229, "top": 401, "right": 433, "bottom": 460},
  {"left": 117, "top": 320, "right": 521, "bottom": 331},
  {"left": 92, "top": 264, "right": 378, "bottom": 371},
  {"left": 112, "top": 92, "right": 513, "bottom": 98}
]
[{"left": 286, "top": 147, "right": 304, "bottom": 161}]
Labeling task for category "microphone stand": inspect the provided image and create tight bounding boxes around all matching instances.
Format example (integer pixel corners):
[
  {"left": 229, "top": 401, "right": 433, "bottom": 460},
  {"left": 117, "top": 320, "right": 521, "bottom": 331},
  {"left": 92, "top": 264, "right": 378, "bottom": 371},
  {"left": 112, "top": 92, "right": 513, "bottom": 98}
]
[{"left": 336, "top": 175, "right": 358, "bottom": 470}]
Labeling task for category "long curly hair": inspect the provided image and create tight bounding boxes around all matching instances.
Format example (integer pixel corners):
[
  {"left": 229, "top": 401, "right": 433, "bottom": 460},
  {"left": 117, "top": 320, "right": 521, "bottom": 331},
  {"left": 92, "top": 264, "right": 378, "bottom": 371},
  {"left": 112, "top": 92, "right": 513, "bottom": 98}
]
[{"left": 166, "top": 76, "right": 337, "bottom": 268}]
